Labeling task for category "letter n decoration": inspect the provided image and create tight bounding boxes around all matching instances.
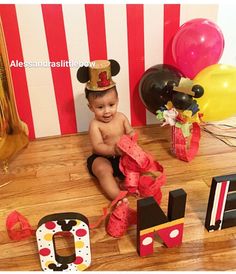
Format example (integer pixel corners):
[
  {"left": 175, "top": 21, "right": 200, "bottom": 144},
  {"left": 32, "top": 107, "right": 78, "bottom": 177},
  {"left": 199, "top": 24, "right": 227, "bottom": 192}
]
[
  {"left": 137, "top": 189, "right": 187, "bottom": 257},
  {"left": 205, "top": 174, "right": 236, "bottom": 231}
]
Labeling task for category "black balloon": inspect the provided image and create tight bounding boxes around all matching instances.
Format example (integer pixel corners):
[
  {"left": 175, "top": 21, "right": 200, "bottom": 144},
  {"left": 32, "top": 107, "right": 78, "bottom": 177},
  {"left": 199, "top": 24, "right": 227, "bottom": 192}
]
[
  {"left": 139, "top": 64, "right": 183, "bottom": 114},
  {"left": 172, "top": 92, "right": 193, "bottom": 110}
]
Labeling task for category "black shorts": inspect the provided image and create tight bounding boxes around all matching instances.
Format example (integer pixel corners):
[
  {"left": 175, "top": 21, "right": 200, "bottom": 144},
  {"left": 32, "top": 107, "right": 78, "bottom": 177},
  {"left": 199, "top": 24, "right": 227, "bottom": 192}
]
[{"left": 87, "top": 154, "right": 125, "bottom": 180}]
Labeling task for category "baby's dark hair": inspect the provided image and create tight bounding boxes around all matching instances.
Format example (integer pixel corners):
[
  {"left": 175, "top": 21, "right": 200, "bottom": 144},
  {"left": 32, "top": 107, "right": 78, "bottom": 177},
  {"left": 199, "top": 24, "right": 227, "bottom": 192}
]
[{"left": 85, "top": 86, "right": 118, "bottom": 101}]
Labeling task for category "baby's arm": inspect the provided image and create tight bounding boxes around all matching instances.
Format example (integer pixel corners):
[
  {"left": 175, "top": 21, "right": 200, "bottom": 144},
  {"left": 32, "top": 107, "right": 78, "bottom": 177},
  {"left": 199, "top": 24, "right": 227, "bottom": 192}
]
[
  {"left": 123, "top": 113, "right": 135, "bottom": 136},
  {"left": 89, "top": 121, "right": 116, "bottom": 156}
]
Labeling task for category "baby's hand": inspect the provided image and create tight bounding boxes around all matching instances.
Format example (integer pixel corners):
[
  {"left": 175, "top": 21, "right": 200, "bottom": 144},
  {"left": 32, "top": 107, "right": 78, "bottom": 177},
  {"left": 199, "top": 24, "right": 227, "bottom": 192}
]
[{"left": 114, "top": 144, "right": 123, "bottom": 156}]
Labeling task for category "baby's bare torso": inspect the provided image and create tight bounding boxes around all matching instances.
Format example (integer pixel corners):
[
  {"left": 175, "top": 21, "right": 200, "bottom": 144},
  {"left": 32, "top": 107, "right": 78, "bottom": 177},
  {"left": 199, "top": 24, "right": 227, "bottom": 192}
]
[{"left": 95, "top": 112, "right": 126, "bottom": 146}]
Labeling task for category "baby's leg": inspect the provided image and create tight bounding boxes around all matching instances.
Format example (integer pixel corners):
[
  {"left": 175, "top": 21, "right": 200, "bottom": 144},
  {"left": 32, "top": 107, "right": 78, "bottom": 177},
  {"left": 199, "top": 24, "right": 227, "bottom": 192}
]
[{"left": 92, "top": 157, "right": 121, "bottom": 200}]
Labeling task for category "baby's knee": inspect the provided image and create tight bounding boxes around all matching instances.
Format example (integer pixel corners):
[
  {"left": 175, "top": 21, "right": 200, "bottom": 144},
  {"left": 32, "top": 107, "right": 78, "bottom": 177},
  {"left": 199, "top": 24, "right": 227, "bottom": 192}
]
[{"left": 93, "top": 163, "right": 113, "bottom": 178}]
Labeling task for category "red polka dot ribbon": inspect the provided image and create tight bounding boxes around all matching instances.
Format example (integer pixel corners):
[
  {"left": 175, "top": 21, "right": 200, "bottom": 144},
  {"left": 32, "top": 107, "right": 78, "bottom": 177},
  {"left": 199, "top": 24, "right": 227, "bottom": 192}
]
[
  {"left": 172, "top": 122, "right": 201, "bottom": 162},
  {"left": 89, "top": 191, "right": 128, "bottom": 229}
]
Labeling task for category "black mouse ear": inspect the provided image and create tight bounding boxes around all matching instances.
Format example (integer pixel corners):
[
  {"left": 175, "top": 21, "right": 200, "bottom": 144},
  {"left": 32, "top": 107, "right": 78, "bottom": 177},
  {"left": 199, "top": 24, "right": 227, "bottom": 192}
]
[
  {"left": 57, "top": 220, "right": 65, "bottom": 226},
  {"left": 109, "top": 59, "right": 120, "bottom": 76},
  {"left": 192, "top": 84, "right": 204, "bottom": 98},
  {"left": 77, "top": 66, "right": 89, "bottom": 83},
  {"left": 68, "top": 220, "right": 77, "bottom": 227},
  {"left": 48, "top": 263, "right": 56, "bottom": 270},
  {"left": 61, "top": 264, "right": 68, "bottom": 270}
]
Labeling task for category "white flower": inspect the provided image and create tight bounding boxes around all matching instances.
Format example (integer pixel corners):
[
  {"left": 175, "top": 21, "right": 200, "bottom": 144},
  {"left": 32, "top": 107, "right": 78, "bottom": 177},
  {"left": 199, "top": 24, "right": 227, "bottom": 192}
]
[{"left": 162, "top": 108, "right": 178, "bottom": 126}]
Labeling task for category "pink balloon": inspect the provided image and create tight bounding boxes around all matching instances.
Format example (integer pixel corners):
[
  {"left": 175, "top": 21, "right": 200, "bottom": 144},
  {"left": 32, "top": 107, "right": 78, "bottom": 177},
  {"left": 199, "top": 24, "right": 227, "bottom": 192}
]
[{"left": 172, "top": 18, "right": 224, "bottom": 79}]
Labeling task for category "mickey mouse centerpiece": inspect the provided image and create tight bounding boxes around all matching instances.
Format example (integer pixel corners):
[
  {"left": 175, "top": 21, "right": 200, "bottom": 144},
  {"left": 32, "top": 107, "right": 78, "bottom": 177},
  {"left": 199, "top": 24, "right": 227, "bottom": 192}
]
[
  {"left": 139, "top": 64, "right": 204, "bottom": 162},
  {"left": 157, "top": 77, "right": 204, "bottom": 162}
]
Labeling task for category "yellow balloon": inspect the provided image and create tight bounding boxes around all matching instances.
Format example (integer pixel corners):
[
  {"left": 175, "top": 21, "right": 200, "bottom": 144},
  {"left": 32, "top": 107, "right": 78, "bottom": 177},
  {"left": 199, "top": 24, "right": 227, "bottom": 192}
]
[{"left": 193, "top": 64, "right": 236, "bottom": 122}]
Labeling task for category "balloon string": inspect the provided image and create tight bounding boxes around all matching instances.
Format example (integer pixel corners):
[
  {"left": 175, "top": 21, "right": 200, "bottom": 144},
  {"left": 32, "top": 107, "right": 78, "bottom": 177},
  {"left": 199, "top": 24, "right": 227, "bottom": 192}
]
[
  {"left": 203, "top": 127, "right": 236, "bottom": 139},
  {"left": 203, "top": 123, "right": 236, "bottom": 130},
  {"left": 202, "top": 124, "right": 236, "bottom": 147}
]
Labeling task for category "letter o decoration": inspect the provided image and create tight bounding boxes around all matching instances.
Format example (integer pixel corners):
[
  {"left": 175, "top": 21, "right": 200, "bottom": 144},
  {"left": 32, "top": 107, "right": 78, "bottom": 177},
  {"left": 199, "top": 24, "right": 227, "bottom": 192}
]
[{"left": 36, "top": 212, "right": 91, "bottom": 271}]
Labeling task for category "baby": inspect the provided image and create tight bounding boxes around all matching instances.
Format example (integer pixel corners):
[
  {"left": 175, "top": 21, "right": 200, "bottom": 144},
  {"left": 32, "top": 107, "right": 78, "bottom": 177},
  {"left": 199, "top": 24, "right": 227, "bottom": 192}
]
[
  {"left": 86, "top": 85, "right": 134, "bottom": 201},
  {"left": 77, "top": 59, "right": 134, "bottom": 204},
  {"left": 77, "top": 60, "right": 138, "bottom": 237}
]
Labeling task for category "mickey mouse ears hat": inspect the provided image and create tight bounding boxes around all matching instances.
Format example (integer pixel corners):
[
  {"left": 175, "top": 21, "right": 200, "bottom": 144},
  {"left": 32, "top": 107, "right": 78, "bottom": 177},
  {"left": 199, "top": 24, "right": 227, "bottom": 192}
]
[
  {"left": 173, "top": 77, "right": 204, "bottom": 98},
  {"left": 77, "top": 59, "right": 120, "bottom": 91}
]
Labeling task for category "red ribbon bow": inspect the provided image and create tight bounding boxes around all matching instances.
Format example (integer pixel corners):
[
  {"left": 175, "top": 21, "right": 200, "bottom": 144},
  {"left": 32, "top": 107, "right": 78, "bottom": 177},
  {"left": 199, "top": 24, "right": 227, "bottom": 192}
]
[{"left": 6, "top": 211, "right": 35, "bottom": 241}]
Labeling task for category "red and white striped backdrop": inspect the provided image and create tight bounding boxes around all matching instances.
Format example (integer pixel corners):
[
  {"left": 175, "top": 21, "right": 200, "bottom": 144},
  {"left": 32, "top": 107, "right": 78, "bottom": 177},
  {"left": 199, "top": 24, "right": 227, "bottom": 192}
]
[{"left": 0, "top": 4, "right": 224, "bottom": 139}]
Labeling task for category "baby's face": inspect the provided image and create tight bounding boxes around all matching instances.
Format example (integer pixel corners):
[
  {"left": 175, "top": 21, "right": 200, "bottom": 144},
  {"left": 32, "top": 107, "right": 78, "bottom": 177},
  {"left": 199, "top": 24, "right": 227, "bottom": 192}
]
[{"left": 88, "top": 88, "right": 119, "bottom": 123}]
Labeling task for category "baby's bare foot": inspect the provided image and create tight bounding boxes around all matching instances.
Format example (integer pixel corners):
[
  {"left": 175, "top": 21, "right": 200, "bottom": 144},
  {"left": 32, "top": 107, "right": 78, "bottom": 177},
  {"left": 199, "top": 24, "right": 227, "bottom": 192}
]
[{"left": 117, "top": 197, "right": 129, "bottom": 207}]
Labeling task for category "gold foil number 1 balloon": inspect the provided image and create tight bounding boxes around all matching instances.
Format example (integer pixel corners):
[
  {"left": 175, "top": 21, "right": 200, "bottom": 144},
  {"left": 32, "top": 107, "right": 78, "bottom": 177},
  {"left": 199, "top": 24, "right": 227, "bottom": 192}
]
[{"left": 0, "top": 18, "right": 29, "bottom": 173}]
